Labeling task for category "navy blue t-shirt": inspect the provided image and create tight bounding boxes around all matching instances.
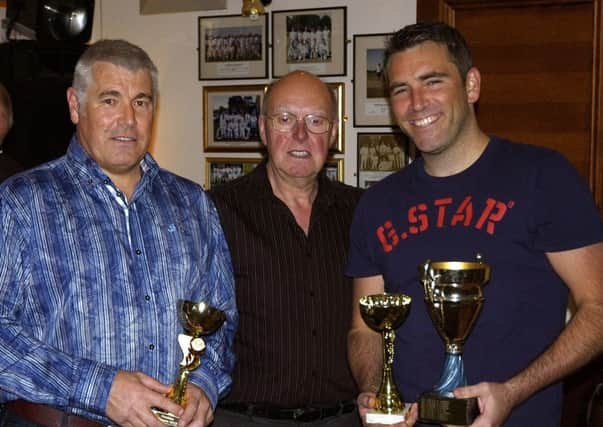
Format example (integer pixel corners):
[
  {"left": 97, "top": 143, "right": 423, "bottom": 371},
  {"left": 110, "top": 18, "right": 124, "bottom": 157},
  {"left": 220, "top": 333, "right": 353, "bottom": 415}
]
[{"left": 347, "top": 137, "right": 603, "bottom": 426}]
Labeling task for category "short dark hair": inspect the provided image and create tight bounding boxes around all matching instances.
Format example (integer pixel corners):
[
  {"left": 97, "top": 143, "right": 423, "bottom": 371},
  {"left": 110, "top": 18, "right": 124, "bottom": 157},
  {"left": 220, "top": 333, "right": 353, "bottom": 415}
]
[{"left": 384, "top": 22, "right": 473, "bottom": 86}]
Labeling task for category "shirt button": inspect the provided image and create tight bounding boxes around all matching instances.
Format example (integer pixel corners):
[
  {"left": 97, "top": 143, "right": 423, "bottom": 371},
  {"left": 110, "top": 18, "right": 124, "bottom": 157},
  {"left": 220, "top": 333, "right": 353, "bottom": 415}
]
[
  {"left": 149, "top": 344, "right": 155, "bottom": 350},
  {"left": 145, "top": 295, "right": 151, "bottom": 301},
  {"left": 309, "top": 291, "right": 315, "bottom": 297},
  {"left": 135, "top": 249, "right": 142, "bottom": 255}
]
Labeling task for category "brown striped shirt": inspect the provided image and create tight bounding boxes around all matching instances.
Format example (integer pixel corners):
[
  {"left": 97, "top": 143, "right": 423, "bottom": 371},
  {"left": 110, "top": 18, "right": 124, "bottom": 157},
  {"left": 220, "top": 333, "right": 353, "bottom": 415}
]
[{"left": 209, "top": 161, "right": 362, "bottom": 406}]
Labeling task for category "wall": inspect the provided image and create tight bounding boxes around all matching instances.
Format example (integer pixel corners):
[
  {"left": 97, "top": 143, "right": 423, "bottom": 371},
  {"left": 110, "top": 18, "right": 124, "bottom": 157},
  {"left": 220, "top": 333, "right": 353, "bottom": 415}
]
[{"left": 92, "top": 0, "right": 416, "bottom": 187}]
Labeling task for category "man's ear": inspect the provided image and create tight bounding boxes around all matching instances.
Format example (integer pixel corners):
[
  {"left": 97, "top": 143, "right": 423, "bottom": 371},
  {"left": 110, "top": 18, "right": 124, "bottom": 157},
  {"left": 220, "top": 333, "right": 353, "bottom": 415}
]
[
  {"left": 258, "top": 115, "right": 268, "bottom": 147},
  {"left": 66, "top": 87, "right": 80, "bottom": 125},
  {"left": 465, "top": 67, "right": 481, "bottom": 104},
  {"left": 328, "top": 119, "right": 338, "bottom": 149}
]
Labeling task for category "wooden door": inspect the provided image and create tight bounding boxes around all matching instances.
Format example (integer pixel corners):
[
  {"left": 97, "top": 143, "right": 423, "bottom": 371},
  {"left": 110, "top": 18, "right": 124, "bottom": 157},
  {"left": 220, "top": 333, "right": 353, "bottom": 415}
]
[{"left": 418, "top": 0, "right": 603, "bottom": 216}]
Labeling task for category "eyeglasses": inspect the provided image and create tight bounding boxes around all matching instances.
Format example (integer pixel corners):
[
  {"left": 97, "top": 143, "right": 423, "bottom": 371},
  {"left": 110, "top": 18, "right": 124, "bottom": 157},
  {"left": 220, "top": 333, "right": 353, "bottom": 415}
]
[{"left": 264, "top": 112, "right": 333, "bottom": 134}]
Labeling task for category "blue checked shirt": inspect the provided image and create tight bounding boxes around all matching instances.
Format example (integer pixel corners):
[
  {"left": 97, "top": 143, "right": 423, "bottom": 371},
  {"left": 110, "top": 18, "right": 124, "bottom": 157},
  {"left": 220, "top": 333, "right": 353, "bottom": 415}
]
[{"left": 0, "top": 137, "right": 237, "bottom": 424}]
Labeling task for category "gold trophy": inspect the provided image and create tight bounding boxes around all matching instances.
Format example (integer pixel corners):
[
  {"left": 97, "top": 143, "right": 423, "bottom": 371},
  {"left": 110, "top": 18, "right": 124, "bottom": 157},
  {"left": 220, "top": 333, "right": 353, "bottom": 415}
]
[
  {"left": 418, "top": 256, "right": 491, "bottom": 425},
  {"left": 359, "top": 293, "right": 412, "bottom": 425},
  {"left": 152, "top": 300, "right": 226, "bottom": 426}
]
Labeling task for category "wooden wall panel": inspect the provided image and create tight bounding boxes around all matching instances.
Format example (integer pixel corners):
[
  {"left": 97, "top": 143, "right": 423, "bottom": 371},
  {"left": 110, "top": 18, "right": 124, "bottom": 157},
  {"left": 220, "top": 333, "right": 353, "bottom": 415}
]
[{"left": 417, "top": 0, "right": 603, "bottom": 214}]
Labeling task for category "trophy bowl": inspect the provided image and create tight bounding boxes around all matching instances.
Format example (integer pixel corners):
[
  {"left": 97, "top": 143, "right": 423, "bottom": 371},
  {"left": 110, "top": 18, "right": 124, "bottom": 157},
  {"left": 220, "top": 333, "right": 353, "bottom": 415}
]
[
  {"left": 418, "top": 257, "right": 491, "bottom": 426},
  {"left": 179, "top": 300, "right": 226, "bottom": 335},
  {"left": 359, "top": 293, "right": 412, "bottom": 424}
]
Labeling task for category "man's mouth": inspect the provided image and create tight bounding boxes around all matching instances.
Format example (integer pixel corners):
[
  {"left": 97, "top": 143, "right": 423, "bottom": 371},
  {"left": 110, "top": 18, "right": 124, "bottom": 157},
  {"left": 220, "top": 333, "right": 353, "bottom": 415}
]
[
  {"left": 409, "top": 114, "right": 439, "bottom": 127},
  {"left": 113, "top": 136, "right": 137, "bottom": 142},
  {"left": 289, "top": 150, "right": 310, "bottom": 158}
]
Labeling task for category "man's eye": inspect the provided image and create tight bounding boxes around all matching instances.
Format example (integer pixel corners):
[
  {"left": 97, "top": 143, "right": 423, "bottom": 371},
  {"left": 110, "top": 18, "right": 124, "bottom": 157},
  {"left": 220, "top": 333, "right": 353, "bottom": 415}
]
[
  {"left": 134, "top": 99, "right": 149, "bottom": 108},
  {"left": 277, "top": 115, "right": 292, "bottom": 124},
  {"left": 102, "top": 98, "right": 116, "bottom": 105},
  {"left": 309, "top": 117, "right": 325, "bottom": 125},
  {"left": 390, "top": 87, "right": 407, "bottom": 96}
]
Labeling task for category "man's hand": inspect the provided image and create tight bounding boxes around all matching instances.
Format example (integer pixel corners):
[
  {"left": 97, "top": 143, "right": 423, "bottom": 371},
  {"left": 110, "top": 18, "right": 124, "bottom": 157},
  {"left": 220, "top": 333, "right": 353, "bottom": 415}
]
[
  {"left": 454, "top": 382, "right": 515, "bottom": 427},
  {"left": 106, "top": 371, "right": 184, "bottom": 427},
  {"left": 176, "top": 383, "right": 214, "bottom": 427},
  {"left": 357, "top": 392, "right": 418, "bottom": 427}
]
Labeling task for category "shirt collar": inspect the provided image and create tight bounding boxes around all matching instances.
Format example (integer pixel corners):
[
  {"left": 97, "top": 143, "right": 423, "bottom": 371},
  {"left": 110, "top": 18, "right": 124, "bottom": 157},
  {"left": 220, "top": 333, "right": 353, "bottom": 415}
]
[{"left": 250, "top": 158, "right": 338, "bottom": 208}]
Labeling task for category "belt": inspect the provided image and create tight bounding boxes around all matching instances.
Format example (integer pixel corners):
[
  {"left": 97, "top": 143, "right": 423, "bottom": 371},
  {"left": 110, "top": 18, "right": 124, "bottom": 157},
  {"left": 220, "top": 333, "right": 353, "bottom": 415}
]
[
  {"left": 220, "top": 400, "right": 356, "bottom": 422},
  {"left": 4, "top": 400, "right": 105, "bottom": 427}
]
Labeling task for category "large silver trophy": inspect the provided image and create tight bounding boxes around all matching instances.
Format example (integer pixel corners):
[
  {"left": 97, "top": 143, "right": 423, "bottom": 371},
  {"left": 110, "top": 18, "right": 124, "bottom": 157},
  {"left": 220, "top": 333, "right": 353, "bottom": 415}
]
[
  {"left": 359, "top": 293, "right": 412, "bottom": 425},
  {"left": 152, "top": 300, "right": 226, "bottom": 426},
  {"left": 418, "top": 256, "right": 490, "bottom": 425}
]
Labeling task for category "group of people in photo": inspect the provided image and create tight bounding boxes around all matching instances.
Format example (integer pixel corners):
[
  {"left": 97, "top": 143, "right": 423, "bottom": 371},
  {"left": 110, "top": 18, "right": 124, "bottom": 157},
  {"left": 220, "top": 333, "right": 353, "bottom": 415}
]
[
  {"left": 213, "top": 96, "right": 259, "bottom": 142},
  {"left": 286, "top": 18, "right": 331, "bottom": 62},
  {"left": 205, "top": 28, "right": 263, "bottom": 62},
  {"left": 359, "top": 137, "right": 406, "bottom": 171}
]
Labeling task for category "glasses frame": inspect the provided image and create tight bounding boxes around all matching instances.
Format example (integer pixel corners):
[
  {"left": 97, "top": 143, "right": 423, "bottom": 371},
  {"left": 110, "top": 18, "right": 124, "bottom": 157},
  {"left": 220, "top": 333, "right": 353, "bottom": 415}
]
[{"left": 264, "top": 112, "right": 333, "bottom": 134}]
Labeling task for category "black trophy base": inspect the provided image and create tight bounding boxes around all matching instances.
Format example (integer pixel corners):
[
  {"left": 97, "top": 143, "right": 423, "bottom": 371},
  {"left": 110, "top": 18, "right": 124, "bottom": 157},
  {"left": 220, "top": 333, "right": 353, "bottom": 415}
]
[{"left": 418, "top": 392, "right": 479, "bottom": 425}]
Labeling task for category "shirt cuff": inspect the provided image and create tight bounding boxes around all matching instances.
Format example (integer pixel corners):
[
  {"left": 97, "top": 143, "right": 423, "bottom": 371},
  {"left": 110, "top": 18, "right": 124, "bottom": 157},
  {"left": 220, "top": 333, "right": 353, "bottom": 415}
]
[
  {"left": 69, "top": 358, "right": 118, "bottom": 415},
  {"left": 189, "top": 368, "right": 219, "bottom": 409}
]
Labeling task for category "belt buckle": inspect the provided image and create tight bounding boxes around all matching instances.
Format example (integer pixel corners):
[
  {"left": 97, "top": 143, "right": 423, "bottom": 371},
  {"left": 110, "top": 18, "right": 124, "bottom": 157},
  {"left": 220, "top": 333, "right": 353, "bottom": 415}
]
[{"left": 293, "top": 407, "right": 321, "bottom": 422}]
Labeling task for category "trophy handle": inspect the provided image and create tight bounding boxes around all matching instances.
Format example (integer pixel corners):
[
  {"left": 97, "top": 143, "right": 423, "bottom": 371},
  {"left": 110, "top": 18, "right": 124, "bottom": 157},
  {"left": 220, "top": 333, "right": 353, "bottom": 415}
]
[{"left": 375, "top": 328, "right": 405, "bottom": 414}]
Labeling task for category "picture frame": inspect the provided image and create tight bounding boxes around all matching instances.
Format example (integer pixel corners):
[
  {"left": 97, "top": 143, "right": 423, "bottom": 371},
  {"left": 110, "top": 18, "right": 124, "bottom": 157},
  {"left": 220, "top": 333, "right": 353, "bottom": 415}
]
[
  {"left": 353, "top": 33, "right": 395, "bottom": 127},
  {"left": 203, "top": 84, "right": 266, "bottom": 152},
  {"left": 324, "top": 158, "right": 344, "bottom": 182},
  {"left": 198, "top": 14, "right": 268, "bottom": 80},
  {"left": 205, "top": 157, "right": 262, "bottom": 189},
  {"left": 327, "top": 82, "right": 345, "bottom": 154},
  {"left": 272, "top": 7, "right": 347, "bottom": 77},
  {"left": 357, "top": 132, "right": 410, "bottom": 189}
]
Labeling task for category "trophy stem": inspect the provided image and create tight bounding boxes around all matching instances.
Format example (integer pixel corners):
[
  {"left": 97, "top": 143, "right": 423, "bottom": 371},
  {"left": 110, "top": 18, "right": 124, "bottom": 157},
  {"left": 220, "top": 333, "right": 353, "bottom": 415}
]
[
  {"left": 171, "top": 367, "right": 191, "bottom": 406},
  {"left": 375, "top": 329, "right": 404, "bottom": 413},
  {"left": 433, "top": 351, "right": 466, "bottom": 397}
]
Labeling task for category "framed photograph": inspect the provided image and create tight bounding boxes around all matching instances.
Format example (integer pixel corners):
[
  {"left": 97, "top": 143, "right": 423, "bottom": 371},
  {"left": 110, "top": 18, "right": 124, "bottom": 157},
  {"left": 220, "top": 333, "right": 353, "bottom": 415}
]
[
  {"left": 203, "top": 84, "right": 266, "bottom": 152},
  {"left": 198, "top": 14, "right": 268, "bottom": 80},
  {"left": 353, "top": 33, "right": 395, "bottom": 127},
  {"left": 205, "top": 157, "right": 262, "bottom": 189},
  {"left": 327, "top": 82, "right": 345, "bottom": 154},
  {"left": 357, "top": 132, "right": 409, "bottom": 189},
  {"left": 272, "top": 7, "right": 347, "bottom": 77},
  {"left": 324, "top": 158, "right": 344, "bottom": 182}
]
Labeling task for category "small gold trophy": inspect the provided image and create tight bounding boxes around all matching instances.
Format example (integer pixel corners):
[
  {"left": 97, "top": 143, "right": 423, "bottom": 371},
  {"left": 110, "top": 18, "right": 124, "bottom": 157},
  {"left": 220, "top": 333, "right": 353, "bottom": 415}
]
[
  {"left": 152, "top": 300, "right": 226, "bottom": 426},
  {"left": 418, "top": 256, "right": 491, "bottom": 425},
  {"left": 359, "top": 293, "right": 412, "bottom": 425}
]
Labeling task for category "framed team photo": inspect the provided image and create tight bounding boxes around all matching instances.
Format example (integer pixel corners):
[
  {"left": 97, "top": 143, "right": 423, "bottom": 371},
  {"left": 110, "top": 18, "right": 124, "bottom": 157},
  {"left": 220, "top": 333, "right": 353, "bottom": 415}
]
[
  {"left": 272, "top": 7, "right": 347, "bottom": 77},
  {"left": 327, "top": 82, "right": 345, "bottom": 154},
  {"left": 203, "top": 84, "right": 267, "bottom": 152},
  {"left": 357, "top": 132, "right": 409, "bottom": 189},
  {"left": 205, "top": 157, "right": 262, "bottom": 189},
  {"left": 198, "top": 14, "right": 268, "bottom": 80},
  {"left": 353, "top": 33, "right": 396, "bottom": 126},
  {"left": 324, "top": 158, "right": 344, "bottom": 182}
]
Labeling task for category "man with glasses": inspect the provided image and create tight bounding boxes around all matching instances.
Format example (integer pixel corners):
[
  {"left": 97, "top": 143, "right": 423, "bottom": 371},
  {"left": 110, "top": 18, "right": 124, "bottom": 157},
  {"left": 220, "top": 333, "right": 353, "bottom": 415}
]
[{"left": 209, "top": 71, "right": 364, "bottom": 426}]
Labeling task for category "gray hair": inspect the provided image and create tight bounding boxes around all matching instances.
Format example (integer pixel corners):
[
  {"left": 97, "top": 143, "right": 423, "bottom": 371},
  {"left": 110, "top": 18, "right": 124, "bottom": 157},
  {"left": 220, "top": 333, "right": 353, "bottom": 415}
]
[
  {"left": 0, "top": 81, "right": 13, "bottom": 130},
  {"left": 72, "top": 39, "right": 158, "bottom": 108}
]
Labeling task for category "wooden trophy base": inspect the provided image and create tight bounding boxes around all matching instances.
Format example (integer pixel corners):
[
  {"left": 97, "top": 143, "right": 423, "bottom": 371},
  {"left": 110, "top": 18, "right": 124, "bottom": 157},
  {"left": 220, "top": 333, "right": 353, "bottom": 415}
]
[{"left": 419, "top": 393, "right": 479, "bottom": 425}]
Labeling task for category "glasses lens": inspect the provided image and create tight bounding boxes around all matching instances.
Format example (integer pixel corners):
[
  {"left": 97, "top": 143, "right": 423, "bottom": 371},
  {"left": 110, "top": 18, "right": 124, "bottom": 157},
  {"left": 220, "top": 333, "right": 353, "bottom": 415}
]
[
  {"left": 304, "top": 115, "right": 330, "bottom": 134},
  {"left": 273, "top": 112, "right": 295, "bottom": 131}
]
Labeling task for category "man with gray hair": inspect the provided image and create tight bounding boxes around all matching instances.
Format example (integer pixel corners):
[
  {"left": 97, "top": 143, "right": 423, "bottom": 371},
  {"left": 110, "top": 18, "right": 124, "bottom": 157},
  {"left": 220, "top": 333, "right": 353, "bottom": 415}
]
[{"left": 0, "top": 39, "right": 237, "bottom": 427}]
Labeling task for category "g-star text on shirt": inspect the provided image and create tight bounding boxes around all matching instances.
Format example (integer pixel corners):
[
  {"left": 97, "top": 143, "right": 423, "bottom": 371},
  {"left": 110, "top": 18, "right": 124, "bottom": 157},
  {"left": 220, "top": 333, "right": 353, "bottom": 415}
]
[{"left": 376, "top": 196, "right": 514, "bottom": 253}]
